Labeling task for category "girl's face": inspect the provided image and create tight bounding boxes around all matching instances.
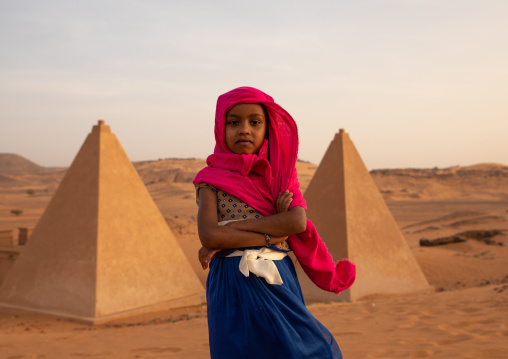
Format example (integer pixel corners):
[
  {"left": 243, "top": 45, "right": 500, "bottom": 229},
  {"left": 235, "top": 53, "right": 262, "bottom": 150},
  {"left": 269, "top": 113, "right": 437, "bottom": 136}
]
[{"left": 225, "top": 103, "right": 267, "bottom": 155}]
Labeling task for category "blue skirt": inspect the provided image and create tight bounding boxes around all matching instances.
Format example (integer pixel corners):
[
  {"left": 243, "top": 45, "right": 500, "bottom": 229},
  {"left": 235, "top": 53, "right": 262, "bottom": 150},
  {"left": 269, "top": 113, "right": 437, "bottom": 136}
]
[{"left": 206, "top": 252, "right": 343, "bottom": 359}]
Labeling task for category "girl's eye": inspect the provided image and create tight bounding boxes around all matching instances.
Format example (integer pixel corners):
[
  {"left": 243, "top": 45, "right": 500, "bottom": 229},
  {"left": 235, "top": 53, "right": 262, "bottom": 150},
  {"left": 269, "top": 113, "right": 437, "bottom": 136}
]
[
  {"left": 227, "top": 120, "right": 238, "bottom": 125},
  {"left": 251, "top": 120, "right": 260, "bottom": 125}
]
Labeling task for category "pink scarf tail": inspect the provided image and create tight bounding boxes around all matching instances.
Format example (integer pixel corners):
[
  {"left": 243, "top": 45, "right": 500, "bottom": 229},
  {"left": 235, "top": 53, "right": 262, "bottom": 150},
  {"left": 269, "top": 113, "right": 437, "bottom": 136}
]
[{"left": 289, "top": 219, "right": 356, "bottom": 294}]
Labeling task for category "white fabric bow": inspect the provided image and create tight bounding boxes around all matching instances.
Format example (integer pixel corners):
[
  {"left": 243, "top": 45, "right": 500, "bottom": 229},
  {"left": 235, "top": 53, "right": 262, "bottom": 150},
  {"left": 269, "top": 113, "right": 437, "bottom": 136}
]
[{"left": 227, "top": 247, "right": 287, "bottom": 285}]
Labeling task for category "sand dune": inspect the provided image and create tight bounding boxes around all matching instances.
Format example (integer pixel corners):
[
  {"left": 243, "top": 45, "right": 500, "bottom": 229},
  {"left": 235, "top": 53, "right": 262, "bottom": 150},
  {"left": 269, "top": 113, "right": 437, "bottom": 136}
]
[
  {"left": 0, "top": 153, "right": 63, "bottom": 176},
  {"left": 1, "top": 154, "right": 507, "bottom": 358},
  {"left": 371, "top": 164, "right": 508, "bottom": 201}
]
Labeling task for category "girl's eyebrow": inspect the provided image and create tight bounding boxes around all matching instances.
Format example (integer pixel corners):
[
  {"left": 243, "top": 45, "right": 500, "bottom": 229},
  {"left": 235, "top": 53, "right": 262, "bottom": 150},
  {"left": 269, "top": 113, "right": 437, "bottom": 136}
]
[{"left": 226, "top": 113, "right": 265, "bottom": 118}]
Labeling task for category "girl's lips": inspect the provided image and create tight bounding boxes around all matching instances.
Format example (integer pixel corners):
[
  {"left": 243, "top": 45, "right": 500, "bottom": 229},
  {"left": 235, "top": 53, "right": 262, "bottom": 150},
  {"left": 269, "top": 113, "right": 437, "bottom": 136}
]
[{"left": 236, "top": 140, "right": 252, "bottom": 145}]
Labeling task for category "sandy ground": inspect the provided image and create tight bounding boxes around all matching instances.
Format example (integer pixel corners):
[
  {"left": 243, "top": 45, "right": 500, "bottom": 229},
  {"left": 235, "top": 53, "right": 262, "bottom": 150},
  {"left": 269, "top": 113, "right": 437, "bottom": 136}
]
[
  {"left": 1, "top": 284, "right": 507, "bottom": 358},
  {"left": 1, "top": 158, "right": 508, "bottom": 358}
]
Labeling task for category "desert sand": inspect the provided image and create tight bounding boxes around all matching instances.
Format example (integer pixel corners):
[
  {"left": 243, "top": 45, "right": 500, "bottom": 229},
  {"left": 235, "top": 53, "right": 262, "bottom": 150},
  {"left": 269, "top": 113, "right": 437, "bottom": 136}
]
[{"left": 1, "top": 154, "right": 507, "bottom": 358}]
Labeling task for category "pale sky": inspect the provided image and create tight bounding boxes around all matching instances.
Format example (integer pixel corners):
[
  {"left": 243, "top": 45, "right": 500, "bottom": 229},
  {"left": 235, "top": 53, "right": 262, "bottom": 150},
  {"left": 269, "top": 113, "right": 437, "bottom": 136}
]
[{"left": 1, "top": 0, "right": 507, "bottom": 170}]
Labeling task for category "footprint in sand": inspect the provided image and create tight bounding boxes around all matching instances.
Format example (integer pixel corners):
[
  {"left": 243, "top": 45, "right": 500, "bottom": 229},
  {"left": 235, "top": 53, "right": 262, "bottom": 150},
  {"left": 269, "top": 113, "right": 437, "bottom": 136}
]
[
  {"left": 457, "top": 306, "right": 483, "bottom": 314},
  {"left": 496, "top": 330, "right": 508, "bottom": 337},
  {"left": 130, "top": 347, "right": 183, "bottom": 354},
  {"left": 408, "top": 349, "right": 436, "bottom": 358},
  {"left": 397, "top": 314, "right": 423, "bottom": 329},
  {"left": 71, "top": 353, "right": 112, "bottom": 357},
  {"left": 437, "top": 318, "right": 501, "bottom": 337},
  {"left": 367, "top": 349, "right": 401, "bottom": 358},
  {"left": 433, "top": 334, "right": 473, "bottom": 346},
  {"left": 464, "top": 348, "right": 508, "bottom": 358},
  {"left": 437, "top": 321, "right": 471, "bottom": 330},
  {"left": 399, "top": 338, "right": 426, "bottom": 345}
]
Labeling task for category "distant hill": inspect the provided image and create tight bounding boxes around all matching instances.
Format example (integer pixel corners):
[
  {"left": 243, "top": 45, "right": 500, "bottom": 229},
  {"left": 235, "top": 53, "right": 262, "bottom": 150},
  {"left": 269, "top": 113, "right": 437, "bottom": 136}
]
[
  {"left": 0, "top": 154, "right": 62, "bottom": 176},
  {"left": 370, "top": 163, "right": 508, "bottom": 201},
  {"left": 133, "top": 158, "right": 317, "bottom": 189},
  {"left": 2, "top": 153, "right": 507, "bottom": 202},
  {"left": 107, "top": 160, "right": 508, "bottom": 202},
  {"left": 133, "top": 158, "right": 207, "bottom": 185}
]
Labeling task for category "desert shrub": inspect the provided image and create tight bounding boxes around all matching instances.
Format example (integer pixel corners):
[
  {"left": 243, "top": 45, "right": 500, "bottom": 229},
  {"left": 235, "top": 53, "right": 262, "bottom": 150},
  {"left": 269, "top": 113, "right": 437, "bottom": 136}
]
[
  {"left": 11, "top": 209, "right": 23, "bottom": 216},
  {"left": 26, "top": 189, "right": 35, "bottom": 196}
]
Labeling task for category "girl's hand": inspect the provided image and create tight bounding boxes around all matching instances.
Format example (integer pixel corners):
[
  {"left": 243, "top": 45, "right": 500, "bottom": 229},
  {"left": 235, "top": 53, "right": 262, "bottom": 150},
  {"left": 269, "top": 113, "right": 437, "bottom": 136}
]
[
  {"left": 271, "top": 235, "right": 289, "bottom": 243},
  {"left": 198, "top": 246, "right": 220, "bottom": 270},
  {"left": 276, "top": 190, "right": 293, "bottom": 213}
]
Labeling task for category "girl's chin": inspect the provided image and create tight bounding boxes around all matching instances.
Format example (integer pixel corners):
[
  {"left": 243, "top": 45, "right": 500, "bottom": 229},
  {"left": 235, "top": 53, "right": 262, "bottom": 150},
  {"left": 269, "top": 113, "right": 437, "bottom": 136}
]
[
  {"left": 230, "top": 144, "right": 262, "bottom": 155},
  {"left": 233, "top": 150, "right": 256, "bottom": 155},
  {"left": 231, "top": 148, "right": 260, "bottom": 155}
]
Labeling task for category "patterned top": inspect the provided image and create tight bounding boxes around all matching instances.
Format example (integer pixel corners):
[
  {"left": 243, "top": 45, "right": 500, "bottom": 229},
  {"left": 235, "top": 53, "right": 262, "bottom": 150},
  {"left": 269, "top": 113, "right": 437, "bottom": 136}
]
[{"left": 195, "top": 183, "right": 290, "bottom": 252}]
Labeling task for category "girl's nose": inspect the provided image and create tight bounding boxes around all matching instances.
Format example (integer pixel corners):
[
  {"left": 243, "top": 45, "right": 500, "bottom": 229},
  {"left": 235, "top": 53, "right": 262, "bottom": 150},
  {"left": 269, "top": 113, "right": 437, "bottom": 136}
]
[{"left": 239, "top": 122, "right": 251, "bottom": 134}]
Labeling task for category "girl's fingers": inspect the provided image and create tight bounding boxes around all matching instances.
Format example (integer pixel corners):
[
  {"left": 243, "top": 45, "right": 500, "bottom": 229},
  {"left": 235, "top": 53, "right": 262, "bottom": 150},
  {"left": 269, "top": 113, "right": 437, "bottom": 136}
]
[
  {"left": 199, "top": 250, "right": 207, "bottom": 269},
  {"left": 199, "top": 247, "right": 217, "bottom": 270},
  {"left": 281, "top": 198, "right": 292, "bottom": 208},
  {"left": 277, "top": 190, "right": 293, "bottom": 213},
  {"left": 203, "top": 249, "right": 220, "bottom": 270}
]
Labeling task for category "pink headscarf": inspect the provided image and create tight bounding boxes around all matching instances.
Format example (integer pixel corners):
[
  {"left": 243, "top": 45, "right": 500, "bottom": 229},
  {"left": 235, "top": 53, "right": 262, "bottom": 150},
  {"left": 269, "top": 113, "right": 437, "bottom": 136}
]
[{"left": 194, "top": 86, "right": 355, "bottom": 295}]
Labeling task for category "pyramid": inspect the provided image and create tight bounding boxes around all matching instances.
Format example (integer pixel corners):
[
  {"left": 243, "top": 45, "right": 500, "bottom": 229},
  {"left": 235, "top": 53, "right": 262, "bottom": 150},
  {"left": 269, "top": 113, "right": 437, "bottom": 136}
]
[
  {"left": 295, "top": 129, "right": 430, "bottom": 302},
  {"left": 0, "top": 120, "right": 205, "bottom": 322}
]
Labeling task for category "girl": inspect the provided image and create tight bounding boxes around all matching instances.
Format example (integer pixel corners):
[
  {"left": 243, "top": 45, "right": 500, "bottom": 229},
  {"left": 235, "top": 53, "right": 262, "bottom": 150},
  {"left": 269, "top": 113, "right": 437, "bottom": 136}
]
[{"left": 194, "top": 87, "right": 355, "bottom": 359}]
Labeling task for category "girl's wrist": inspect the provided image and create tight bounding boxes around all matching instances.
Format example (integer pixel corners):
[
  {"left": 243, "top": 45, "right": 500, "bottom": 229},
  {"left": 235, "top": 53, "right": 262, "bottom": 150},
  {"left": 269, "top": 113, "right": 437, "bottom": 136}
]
[{"left": 264, "top": 233, "right": 272, "bottom": 247}]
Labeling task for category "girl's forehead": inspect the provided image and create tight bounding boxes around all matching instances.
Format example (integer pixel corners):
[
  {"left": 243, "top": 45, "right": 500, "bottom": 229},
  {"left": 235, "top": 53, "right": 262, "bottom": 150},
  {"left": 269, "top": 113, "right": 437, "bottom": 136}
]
[{"left": 227, "top": 103, "right": 265, "bottom": 114}]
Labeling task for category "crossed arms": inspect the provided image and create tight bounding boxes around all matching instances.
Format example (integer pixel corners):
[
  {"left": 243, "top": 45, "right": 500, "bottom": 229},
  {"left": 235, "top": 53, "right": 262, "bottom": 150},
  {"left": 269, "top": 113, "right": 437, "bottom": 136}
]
[{"left": 196, "top": 187, "right": 307, "bottom": 269}]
